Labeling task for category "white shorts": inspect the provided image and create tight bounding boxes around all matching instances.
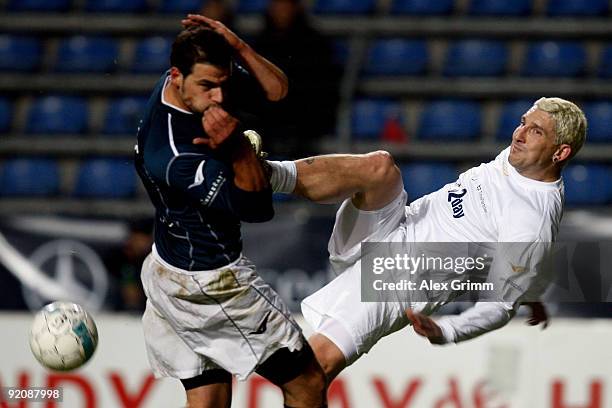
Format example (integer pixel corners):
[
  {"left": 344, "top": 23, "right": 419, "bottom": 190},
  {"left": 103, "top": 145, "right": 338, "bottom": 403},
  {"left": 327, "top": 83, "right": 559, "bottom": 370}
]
[
  {"left": 141, "top": 250, "right": 304, "bottom": 381},
  {"left": 302, "top": 190, "right": 412, "bottom": 360}
]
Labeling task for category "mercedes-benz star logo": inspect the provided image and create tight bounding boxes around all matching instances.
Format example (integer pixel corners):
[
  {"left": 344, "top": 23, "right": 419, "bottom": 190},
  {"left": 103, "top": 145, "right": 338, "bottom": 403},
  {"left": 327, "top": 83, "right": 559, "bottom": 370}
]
[{"left": 23, "top": 240, "right": 109, "bottom": 312}]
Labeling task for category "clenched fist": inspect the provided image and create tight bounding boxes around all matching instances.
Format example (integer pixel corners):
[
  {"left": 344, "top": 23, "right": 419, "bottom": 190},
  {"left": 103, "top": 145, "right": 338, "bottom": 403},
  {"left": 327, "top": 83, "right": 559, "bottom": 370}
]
[{"left": 193, "top": 105, "right": 239, "bottom": 149}]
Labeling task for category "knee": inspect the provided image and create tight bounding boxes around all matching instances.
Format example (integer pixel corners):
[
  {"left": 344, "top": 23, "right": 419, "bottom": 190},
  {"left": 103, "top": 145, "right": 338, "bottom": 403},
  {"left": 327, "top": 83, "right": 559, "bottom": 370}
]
[
  {"left": 281, "top": 361, "right": 327, "bottom": 407},
  {"left": 363, "top": 151, "right": 400, "bottom": 187},
  {"left": 300, "top": 359, "right": 327, "bottom": 396}
]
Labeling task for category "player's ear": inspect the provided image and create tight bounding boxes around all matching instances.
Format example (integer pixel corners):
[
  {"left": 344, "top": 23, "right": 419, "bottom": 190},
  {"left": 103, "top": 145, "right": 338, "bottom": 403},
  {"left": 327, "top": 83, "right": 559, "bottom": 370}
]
[
  {"left": 553, "top": 144, "right": 571, "bottom": 164},
  {"left": 169, "top": 67, "right": 183, "bottom": 88}
]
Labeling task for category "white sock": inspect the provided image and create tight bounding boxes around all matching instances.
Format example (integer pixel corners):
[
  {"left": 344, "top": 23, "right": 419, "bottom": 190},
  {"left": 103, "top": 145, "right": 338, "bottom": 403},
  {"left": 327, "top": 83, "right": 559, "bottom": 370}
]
[{"left": 268, "top": 160, "right": 297, "bottom": 193}]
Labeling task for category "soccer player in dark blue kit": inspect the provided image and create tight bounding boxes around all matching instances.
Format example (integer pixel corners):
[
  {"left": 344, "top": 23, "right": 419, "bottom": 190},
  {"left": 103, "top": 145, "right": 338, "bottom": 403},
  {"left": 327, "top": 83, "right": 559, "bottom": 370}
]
[{"left": 134, "top": 15, "right": 327, "bottom": 408}]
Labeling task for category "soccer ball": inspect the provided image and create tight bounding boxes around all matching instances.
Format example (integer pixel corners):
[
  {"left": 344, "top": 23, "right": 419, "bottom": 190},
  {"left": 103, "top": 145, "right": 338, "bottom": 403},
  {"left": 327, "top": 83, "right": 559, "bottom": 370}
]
[{"left": 29, "top": 301, "right": 98, "bottom": 371}]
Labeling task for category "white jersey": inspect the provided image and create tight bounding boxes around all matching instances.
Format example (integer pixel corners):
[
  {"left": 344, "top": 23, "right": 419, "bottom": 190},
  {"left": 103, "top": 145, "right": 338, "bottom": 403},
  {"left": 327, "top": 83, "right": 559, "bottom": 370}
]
[
  {"left": 403, "top": 147, "right": 564, "bottom": 244},
  {"left": 400, "top": 147, "right": 564, "bottom": 342}
]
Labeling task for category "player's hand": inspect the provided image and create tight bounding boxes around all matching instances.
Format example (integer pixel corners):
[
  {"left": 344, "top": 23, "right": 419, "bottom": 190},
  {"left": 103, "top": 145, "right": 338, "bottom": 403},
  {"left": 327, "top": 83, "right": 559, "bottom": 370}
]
[
  {"left": 194, "top": 105, "right": 239, "bottom": 149},
  {"left": 181, "top": 14, "right": 245, "bottom": 52},
  {"left": 523, "top": 301, "right": 549, "bottom": 329},
  {"left": 406, "top": 309, "right": 445, "bottom": 345}
]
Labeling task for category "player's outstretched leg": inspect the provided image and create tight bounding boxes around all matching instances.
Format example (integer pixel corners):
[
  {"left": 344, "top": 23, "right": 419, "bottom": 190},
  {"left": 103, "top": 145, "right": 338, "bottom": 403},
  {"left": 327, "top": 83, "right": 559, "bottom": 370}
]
[{"left": 270, "top": 151, "right": 403, "bottom": 211}]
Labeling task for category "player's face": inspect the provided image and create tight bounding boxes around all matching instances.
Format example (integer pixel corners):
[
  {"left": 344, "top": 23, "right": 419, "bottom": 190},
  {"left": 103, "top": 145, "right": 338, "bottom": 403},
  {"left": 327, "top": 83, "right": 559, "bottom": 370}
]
[
  {"left": 508, "top": 107, "right": 559, "bottom": 179},
  {"left": 177, "top": 63, "right": 229, "bottom": 114}
]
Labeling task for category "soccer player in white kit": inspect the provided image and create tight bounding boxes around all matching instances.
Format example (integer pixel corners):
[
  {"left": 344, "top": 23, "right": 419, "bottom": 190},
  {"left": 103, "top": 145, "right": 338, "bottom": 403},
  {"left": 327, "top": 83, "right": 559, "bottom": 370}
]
[{"left": 268, "top": 97, "right": 587, "bottom": 380}]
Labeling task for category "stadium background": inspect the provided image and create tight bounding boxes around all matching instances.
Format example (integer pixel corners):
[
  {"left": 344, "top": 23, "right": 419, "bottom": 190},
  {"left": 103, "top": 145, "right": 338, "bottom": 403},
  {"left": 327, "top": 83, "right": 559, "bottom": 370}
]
[{"left": 0, "top": 0, "right": 611, "bottom": 406}]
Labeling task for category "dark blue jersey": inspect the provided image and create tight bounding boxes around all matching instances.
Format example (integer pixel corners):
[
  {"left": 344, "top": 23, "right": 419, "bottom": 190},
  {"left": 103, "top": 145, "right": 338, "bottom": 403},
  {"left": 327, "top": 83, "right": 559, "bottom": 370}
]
[{"left": 135, "top": 72, "right": 274, "bottom": 270}]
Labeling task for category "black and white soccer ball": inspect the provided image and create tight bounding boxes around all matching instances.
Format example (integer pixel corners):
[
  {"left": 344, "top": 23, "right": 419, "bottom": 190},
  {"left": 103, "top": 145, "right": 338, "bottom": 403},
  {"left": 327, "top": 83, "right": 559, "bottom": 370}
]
[{"left": 29, "top": 301, "right": 98, "bottom": 371}]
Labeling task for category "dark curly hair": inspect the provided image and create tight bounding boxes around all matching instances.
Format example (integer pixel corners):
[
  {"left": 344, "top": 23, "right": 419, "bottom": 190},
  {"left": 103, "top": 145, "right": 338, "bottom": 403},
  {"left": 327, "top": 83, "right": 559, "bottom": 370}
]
[{"left": 170, "top": 26, "right": 233, "bottom": 77}]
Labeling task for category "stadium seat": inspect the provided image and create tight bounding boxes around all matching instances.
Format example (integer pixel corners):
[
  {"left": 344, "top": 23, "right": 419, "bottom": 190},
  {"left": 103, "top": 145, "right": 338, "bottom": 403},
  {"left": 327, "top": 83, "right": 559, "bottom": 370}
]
[
  {"left": 0, "top": 36, "right": 42, "bottom": 72},
  {"left": 103, "top": 97, "right": 148, "bottom": 135},
  {"left": 598, "top": 45, "right": 612, "bottom": 78},
  {"left": 85, "top": 0, "right": 148, "bottom": 12},
  {"left": 351, "top": 99, "right": 404, "bottom": 139},
  {"left": 496, "top": 100, "right": 534, "bottom": 141},
  {"left": 468, "top": 0, "right": 531, "bottom": 16},
  {"left": 0, "top": 99, "right": 12, "bottom": 133},
  {"left": 131, "top": 37, "right": 173, "bottom": 74},
  {"left": 391, "top": 0, "right": 454, "bottom": 15},
  {"left": 7, "top": 0, "right": 71, "bottom": 11},
  {"left": 158, "top": 0, "right": 203, "bottom": 13},
  {"left": 363, "top": 39, "right": 428, "bottom": 76},
  {"left": 418, "top": 100, "right": 481, "bottom": 141},
  {"left": 74, "top": 159, "right": 136, "bottom": 198},
  {"left": 547, "top": 0, "right": 608, "bottom": 16},
  {"left": 25, "top": 96, "right": 89, "bottom": 134},
  {"left": 312, "top": 0, "right": 376, "bottom": 15},
  {"left": 236, "top": 0, "right": 268, "bottom": 14},
  {"left": 583, "top": 102, "right": 612, "bottom": 142},
  {"left": 443, "top": 40, "right": 508, "bottom": 77},
  {"left": 401, "top": 162, "right": 458, "bottom": 202},
  {"left": 521, "top": 42, "right": 586, "bottom": 77},
  {"left": 0, "top": 159, "right": 60, "bottom": 197},
  {"left": 54, "top": 36, "right": 119, "bottom": 73},
  {"left": 563, "top": 164, "right": 612, "bottom": 206}
]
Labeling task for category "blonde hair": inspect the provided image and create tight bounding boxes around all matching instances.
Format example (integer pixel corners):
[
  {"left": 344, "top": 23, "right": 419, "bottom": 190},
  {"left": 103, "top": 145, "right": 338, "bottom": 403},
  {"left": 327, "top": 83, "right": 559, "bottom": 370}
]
[{"left": 534, "top": 97, "right": 587, "bottom": 160}]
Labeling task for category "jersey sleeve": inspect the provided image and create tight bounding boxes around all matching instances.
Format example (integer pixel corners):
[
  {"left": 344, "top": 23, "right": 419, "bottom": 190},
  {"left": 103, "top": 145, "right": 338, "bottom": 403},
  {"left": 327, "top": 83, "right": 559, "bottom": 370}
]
[
  {"left": 166, "top": 153, "right": 274, "bottom": 223},
  {"left": 224, "top": 63, "right": 271, "bottom": 120},
  {"left": 436, "top": 301, "right": 516, "bottom": 344},
  {"left": 486, "top": 202, "right": 556, "bottom": 304}
]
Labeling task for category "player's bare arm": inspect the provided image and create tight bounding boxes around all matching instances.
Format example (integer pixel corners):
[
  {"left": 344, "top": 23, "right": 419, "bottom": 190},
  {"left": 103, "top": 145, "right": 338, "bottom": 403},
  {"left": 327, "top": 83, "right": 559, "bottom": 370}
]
[{"left": 182, "top": 14, "right": 288, "bottom": 101}]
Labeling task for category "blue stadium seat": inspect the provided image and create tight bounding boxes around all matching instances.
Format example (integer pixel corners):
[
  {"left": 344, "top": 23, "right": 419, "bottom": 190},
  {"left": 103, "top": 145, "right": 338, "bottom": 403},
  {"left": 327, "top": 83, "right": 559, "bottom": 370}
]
[
  {"left": 418, "top": 100, "right": 481, "bottom": 141},
  {"left": 496, "top": 100, "right": 534, "bottom": 141},
  {"left": 158, "top": 0, "right": 203, "bottom": 13},
  {"left": 54, "top": 36, "right": 119, "bottom": 73},
  {"left": 363, "top": 39, "right": 428, "bottom": 76},
  {"left": 522, "top": 42, "right": 586, "bottom": 77},
  {"left": 103, "top": 97, "right": 148, "bottom": 135},
  {"left": 0, "top": 36, "right": 42, "bottom": 72},
  {"left": 74, "top": 159, "right": 136, "bottom": 198},
  {"left": 26, "top": 96, "right": 89, "bottom": 134},
  {"left": 0, "top": 98, "right": 12, "bottom": 133},
  {"left": 0, "top": 159, "right": 60, "bottom": 197},
  {"left": 312, "top": 0, "right": 376, "bottom": 15},
  {"left": 85, "top": 0, "right": 148, "bottom": 12},
  {"left": 401, "top": 162, "right": 458, "bottom": 202},
  {"left": 443, "top": 40, "right": 508, "bottom": 77},
  {"left": 583, "top": 102, "right": 612, "bottom": 142},
  {"left": 563, "top": 164, "right": 612, "bottom": 206},
  {"left": 351, "top": 99, "right": 404, "bottom": 139},
  {"left": 598, "top": 45, "right": 612, "bottom": 78},
  {"left": 7, "top": 0, "right": 71, "bottom": 11},
  {"left": 236, "top": 0, "right": 268, "bottom": 14},
  {"left": 547, "top": 0, "right": 608, "bottom": 16},
  {"left": 468, "top": 0, "right": 531, "bottom": 16},
  {"left": 131, "top": 37, "right": 173, "bottom": 73},
  {"left": 391, "top": 0, "right": 453, "bottom": 15}
]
